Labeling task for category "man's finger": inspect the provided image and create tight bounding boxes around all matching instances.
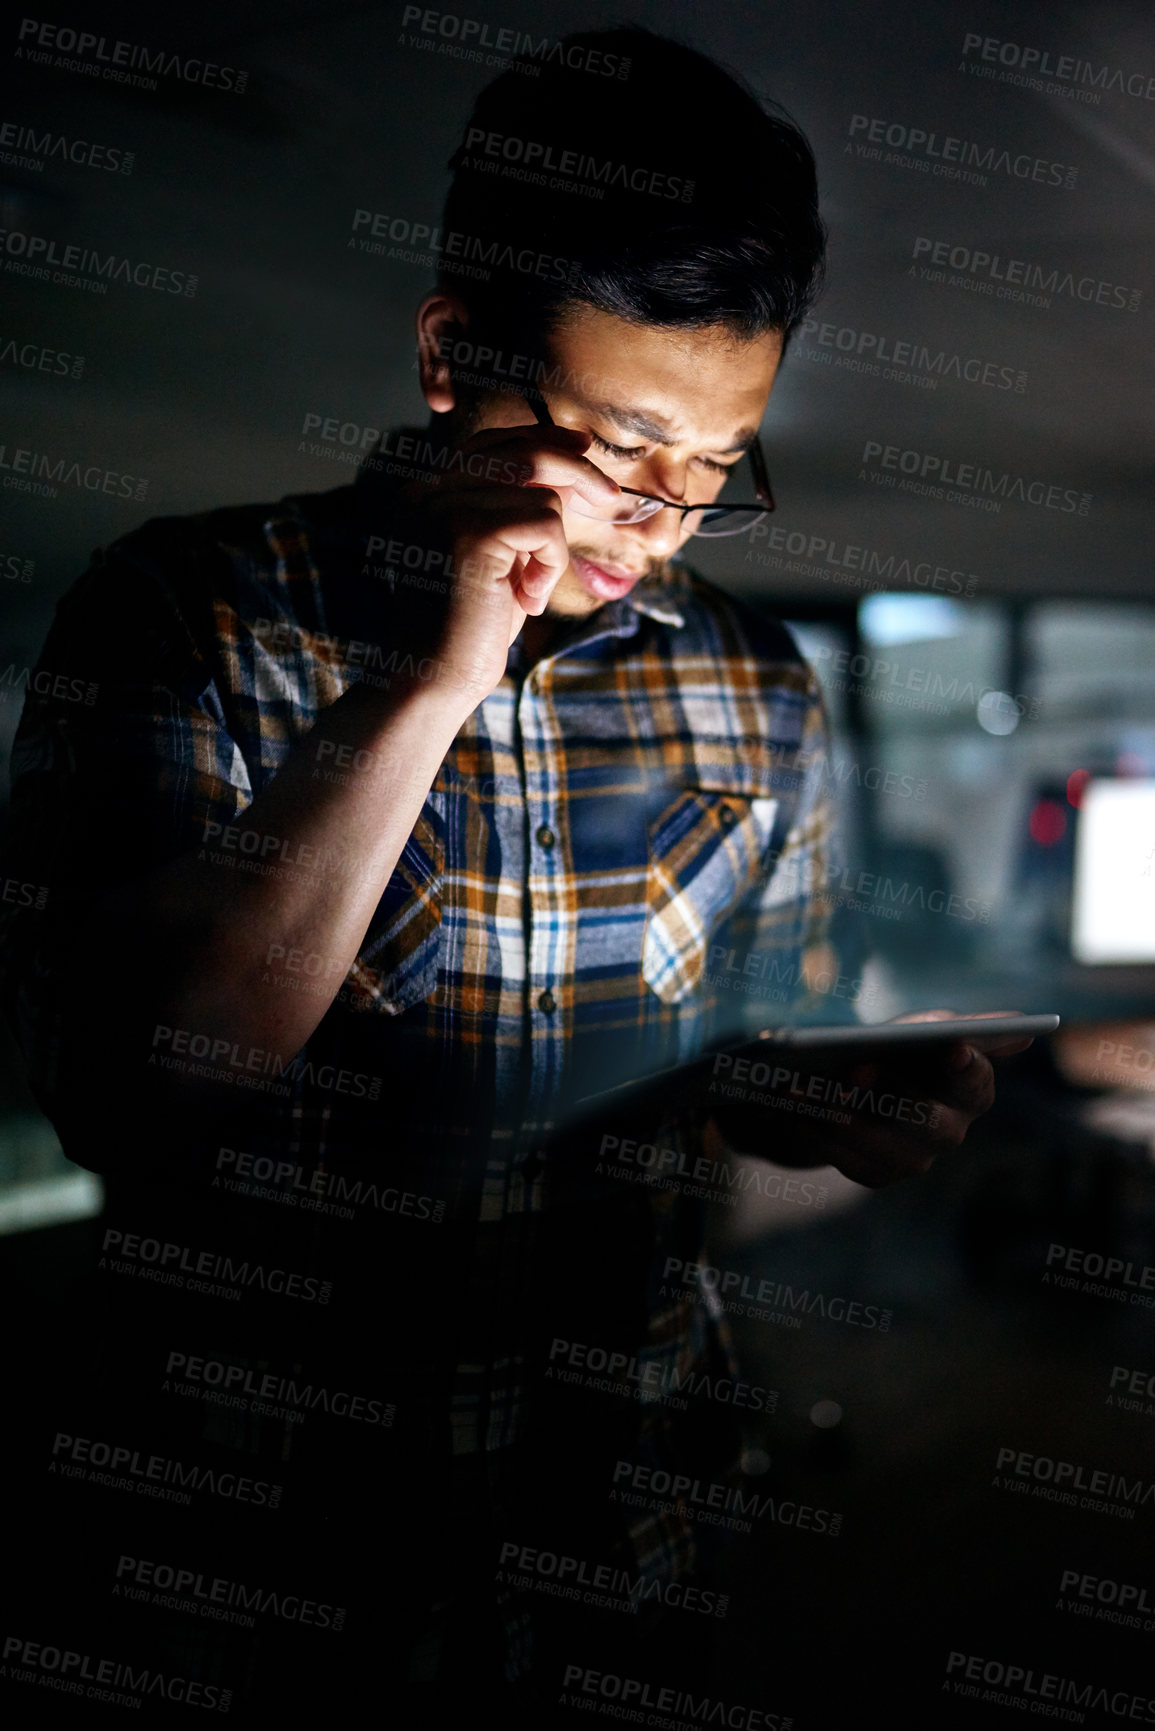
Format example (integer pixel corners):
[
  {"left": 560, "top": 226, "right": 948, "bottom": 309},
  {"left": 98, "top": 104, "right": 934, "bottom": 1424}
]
[
  {"left": 516, "top": 453, "right": 622, "bottom": 509},
  {"left": 916, "top": 1048, "right": 996, "bottom": 1117},
  {"left": 449, "top": 425, "right": 622, "bottom": 507},
  {"left": 962, "top": 1012, "right": 1035, "bottom": 1058}
]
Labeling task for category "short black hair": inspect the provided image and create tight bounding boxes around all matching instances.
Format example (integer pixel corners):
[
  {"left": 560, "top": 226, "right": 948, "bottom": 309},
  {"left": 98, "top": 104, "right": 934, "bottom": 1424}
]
[{"left": 438, "top": 25, "right": 826, "bottom": 366}]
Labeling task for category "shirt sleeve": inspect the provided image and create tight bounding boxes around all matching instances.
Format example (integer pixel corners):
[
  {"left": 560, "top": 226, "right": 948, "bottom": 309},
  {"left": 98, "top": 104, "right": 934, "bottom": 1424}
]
[{"left": 0, "top": 526, "right": 254, "bottom": 1139}]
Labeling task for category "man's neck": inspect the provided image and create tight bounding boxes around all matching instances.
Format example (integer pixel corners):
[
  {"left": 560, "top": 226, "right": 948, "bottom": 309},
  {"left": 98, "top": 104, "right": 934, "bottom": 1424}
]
[{"left": 517, "top": 604, "right": 596, "bottom": 667}]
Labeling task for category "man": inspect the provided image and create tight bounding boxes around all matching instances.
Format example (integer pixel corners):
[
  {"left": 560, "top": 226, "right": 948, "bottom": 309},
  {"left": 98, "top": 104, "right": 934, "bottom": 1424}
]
[{"left": 1, "top": 25, "right": 1025, "bottom": 1716}]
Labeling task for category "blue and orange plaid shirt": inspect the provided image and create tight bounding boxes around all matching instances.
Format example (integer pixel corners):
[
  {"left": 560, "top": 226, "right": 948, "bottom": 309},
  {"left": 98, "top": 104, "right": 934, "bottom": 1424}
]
[{"left": 1, "top": 440, "right": 838, "bottom": 1674}]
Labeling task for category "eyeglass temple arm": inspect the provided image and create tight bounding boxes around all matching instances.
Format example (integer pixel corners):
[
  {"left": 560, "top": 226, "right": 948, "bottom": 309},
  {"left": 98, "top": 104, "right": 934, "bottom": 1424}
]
[
  {"left": 523, "top": 381, "right": 554, "bottom": 426},
  {"left": 747, "top": 436, "right": 775, "bottom": 510}
]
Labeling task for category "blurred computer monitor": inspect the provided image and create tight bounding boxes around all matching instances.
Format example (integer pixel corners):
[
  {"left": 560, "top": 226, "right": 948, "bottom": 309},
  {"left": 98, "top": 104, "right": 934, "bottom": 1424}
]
[{"left": 1070, "top": 778, "right": 1155, "bottom": 964}]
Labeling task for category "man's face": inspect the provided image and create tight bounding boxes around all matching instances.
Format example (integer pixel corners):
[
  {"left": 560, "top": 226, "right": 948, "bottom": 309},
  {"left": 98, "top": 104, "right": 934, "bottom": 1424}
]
[{"left": 460, "top": 305, "right": 783, "bottom": 617}]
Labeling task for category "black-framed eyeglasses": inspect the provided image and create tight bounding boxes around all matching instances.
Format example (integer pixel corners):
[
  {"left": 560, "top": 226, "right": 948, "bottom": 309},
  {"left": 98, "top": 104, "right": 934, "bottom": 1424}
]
[{"left": 521, "top": 380, "right": 775, "bottom": 538}]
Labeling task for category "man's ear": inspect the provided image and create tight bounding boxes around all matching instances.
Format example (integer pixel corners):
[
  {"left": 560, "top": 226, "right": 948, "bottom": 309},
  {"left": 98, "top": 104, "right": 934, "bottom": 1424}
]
[{"left": 415, "top": 291, "right": 470, "bottom": 413}]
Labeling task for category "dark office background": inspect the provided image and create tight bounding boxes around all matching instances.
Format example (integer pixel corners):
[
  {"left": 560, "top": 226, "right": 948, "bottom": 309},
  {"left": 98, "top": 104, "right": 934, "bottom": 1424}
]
[{"left": 2, "top": 2, "right": 1154, "bottom": 1724}]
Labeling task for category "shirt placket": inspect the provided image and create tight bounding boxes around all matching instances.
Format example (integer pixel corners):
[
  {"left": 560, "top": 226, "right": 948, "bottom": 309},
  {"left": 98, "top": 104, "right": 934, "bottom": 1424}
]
[
  {"left": 506, "top": 606, "right": 644, "bottom": 1202},
  {"left": 506, "top": 653, "right": 567, "bottom": 1196}
]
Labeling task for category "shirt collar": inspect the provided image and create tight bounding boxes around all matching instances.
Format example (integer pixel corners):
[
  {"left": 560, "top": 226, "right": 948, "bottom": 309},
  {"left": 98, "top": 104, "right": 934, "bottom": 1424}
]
[{"left": 625, "top": 566, "right": 687, "bottom": 629}]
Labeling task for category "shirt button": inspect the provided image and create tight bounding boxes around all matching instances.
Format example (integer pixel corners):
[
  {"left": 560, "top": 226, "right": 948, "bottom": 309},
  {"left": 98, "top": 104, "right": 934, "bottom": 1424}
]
[
  {"left": 537, "top": 989, "right": 557, "bottom": 1014},
  {"left": 522, "top": 1151, "right": 545, "bottom": 1181},
  {"left": 719, "top": 803, "right": 738, "bottom": 827},
  {"left": 536, "top": 824, "right": 556, "bottom": 849}
]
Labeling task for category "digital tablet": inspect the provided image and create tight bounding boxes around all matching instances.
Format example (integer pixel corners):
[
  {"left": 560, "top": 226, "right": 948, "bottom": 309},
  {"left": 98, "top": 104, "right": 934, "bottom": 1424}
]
[
  {"left": 733, "top": 1014, "right": 1060, "bottom": 1056},
  {"left": 571, "top": 1015, "right": 1058, "bottom": 1114}
]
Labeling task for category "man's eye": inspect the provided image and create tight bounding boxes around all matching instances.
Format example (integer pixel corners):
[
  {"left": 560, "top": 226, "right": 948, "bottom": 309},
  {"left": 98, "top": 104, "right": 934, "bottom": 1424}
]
[
  {"left": 592, "top": 434, "right": 645, "bottom": 461},
  {"left": 591, "top": 435, "right": 737, "bottom": 475}
]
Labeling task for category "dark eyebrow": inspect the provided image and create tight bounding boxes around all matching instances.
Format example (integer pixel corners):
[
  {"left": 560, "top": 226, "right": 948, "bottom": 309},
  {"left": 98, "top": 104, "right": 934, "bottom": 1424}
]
[{"left": 584, "top": 398, "right": 758, "bottom": 455}]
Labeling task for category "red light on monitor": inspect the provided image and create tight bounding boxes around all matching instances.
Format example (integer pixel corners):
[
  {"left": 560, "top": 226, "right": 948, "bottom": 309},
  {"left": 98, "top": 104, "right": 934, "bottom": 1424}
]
[
  {"left": 1066, "top": 769, "right": 1090, "bottom": 808},
  {"left": 1029, "top": 800, "right": 1067, "bottom": 846}
]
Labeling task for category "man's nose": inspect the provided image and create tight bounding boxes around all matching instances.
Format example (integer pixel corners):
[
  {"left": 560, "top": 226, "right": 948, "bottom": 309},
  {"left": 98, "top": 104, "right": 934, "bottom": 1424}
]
[
  {"left": 628, "top": 502, "right": 692, "bottom": 559},
  {"left": 633, "top": 454, "right": 703, "bottom": 555}
]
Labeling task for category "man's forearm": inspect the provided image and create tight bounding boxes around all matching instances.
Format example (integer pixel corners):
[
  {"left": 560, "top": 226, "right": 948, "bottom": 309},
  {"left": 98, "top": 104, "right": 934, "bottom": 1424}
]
[{"left": 79, "top": 667, "right": 479, "bottom": 1098}]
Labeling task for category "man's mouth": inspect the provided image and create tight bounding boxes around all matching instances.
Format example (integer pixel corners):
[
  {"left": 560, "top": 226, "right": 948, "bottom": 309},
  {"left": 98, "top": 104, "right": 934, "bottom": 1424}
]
[{"left": 570, "top": 551, "right": 647, "bottom": 601}]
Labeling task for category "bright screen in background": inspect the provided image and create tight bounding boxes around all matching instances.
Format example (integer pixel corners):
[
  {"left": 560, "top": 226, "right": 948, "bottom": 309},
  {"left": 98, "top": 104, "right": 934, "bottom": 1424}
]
[{"left": 1071, "top": 779, "right": 1155, "bottom": 964}]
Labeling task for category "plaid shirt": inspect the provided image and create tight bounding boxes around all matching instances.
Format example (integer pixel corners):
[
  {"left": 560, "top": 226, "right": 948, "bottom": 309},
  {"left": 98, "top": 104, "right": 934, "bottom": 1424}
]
[{"left": 1, "top": 444, "right": 837, "bottom": 1674}]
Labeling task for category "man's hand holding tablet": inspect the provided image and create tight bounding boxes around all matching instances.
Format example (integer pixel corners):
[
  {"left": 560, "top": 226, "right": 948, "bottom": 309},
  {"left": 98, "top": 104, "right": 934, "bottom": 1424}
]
[{"left": 703, "top": 1011, "right": 1056, "bottom": 1189}]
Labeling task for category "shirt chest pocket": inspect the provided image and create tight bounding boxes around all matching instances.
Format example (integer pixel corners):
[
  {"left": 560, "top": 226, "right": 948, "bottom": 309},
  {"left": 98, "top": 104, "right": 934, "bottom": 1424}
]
[
  {"left": 342, "top": 805, "right": 445, "bottom": 1014},
  {"left": 642, "top": 785, "right": 779, "bottom": 1005}
]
